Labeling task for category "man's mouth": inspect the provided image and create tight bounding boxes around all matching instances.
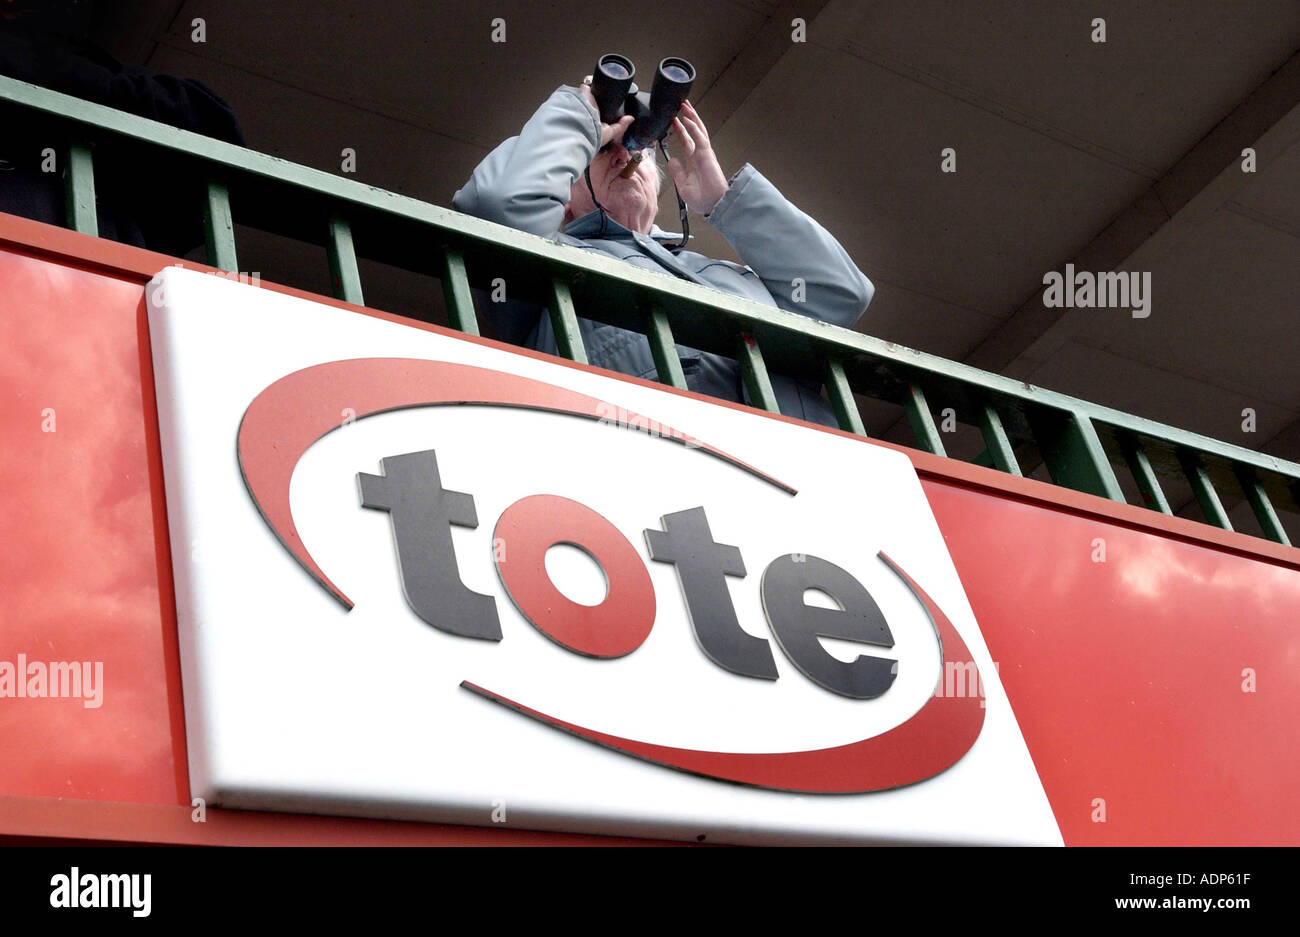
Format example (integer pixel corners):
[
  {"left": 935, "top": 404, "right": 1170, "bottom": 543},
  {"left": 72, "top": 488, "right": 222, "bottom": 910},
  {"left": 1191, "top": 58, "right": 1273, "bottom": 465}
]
[{"left": 618, "top": 153, "right": 644, "bottom": 179}]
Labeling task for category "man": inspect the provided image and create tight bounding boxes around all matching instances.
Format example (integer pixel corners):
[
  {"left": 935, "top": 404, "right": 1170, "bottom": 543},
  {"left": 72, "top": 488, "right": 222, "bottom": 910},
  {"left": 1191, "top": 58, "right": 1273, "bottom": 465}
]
[{"left": 452, "top": 76, "right": 872, "bottom": 427}]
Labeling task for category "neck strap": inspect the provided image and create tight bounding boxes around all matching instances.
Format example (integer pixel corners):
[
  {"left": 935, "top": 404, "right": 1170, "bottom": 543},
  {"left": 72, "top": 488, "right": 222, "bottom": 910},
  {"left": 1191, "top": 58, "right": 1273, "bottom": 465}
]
[
  {"left": 659, "top": 139, "right": 689, "bottom": 253},
  {"left": 583, "top": 166, "right": 610, "bottom": 236}
]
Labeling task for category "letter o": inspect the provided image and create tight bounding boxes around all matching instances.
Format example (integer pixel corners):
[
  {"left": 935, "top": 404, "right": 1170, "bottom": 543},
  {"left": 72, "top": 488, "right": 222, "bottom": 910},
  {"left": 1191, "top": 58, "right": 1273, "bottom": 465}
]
[{"left": 494, "top": 495, "right": 655, "bottom": 658}]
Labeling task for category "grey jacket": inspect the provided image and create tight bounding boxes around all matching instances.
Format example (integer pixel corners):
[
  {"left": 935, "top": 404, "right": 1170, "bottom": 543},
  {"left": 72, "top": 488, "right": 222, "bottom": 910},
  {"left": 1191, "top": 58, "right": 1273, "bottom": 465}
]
[{"left": 452, "top": 85, "right": 874, "bottom": 426}]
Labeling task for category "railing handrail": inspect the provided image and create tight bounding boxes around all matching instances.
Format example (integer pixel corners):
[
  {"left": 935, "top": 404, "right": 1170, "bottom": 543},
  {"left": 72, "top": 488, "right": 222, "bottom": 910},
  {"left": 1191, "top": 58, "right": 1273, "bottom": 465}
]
[{"left": 2, "top": 73, "right": 1296, "bottom": 544}]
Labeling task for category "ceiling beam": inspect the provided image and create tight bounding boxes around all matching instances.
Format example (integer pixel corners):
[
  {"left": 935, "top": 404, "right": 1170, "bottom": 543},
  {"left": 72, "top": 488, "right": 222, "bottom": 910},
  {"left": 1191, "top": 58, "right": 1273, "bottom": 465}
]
[
  {"left": 694, "top": 0, "right": 830, "bottom": 134},
  {"left": 964, "top": 50, "right": 1300, "bottom": 379},
  {"left": 871, "top": 50, "right": 1300, "bottom": 459}
]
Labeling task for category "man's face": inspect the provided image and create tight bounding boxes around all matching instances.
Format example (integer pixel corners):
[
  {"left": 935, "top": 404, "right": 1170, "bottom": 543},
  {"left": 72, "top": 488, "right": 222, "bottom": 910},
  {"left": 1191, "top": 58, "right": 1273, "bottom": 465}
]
[{"left": 568, "top": 138, "right": 661, "bottom": 234}]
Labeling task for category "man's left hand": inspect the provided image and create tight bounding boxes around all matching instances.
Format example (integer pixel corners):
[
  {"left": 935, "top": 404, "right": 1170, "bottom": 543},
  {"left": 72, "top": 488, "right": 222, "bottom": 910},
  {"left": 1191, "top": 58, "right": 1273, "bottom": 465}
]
[{"left": 666, "top": 101, "right": 729, "bottom": 215}]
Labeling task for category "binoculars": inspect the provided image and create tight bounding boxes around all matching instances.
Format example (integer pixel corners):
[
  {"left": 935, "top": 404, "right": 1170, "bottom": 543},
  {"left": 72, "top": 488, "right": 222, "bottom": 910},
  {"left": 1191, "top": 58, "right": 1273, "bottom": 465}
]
[{"left": 589, "top": 54, "right": 696, "bottom": 153}]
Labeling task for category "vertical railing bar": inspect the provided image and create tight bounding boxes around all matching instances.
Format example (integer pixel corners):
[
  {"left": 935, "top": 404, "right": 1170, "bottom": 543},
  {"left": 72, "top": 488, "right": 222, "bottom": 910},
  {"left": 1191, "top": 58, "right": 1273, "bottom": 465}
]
[
  {"left": 203, "top": 180, "right": 238, "bottom": 273},
  {"left": 548, "top": 278, "right": 587, "bottom": 364},
  {"left": 326, "top": 215, "right": 364, "bottom": 306},
  {"left": 1118, "top": 434, "right": 1172, "bottom": 515},
  {"left": 736, "top": 333, "right": 780, "bottom": 414},
  {"left": 63, "top": 142, "right": 97, "bottom": 237},
  {"left": 1234, "top": 466, "right": 1290, "bottom": 545},
  {"left": 645, "top": 306, "right": 688, "bottom": 390},
  {"left": 904, "top": 382, "right": 945, "bottom": 456},
  {"left": 823, "top": 358, "right": 866, "bottom": 436},
  {"left": 976, "top": 401, "right": 1021, "bottom": 476},
  {"left": 1178, "top": 451, "right": 1233, "bottom": 531},
  {"left": 439, "top": 248, "right": 479, "bottom": 336},
  {"left": 1070, "top": 412, "right": 1125, "bottom": 501},
  {"left": 1031, "top": 409, "right": 1125, "bottom": 501}
]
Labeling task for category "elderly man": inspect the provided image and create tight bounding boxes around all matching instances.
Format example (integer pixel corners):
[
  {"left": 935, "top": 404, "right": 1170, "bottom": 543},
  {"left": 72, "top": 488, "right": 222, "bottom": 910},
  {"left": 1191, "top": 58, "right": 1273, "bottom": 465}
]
[{"left": 452, "top": 77, "right": 873, "bottom": 427}]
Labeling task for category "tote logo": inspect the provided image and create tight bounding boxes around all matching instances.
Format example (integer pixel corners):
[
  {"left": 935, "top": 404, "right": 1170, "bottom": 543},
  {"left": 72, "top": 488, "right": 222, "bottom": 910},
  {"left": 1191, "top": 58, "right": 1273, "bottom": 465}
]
[{"left": 237, "top": 358, "right": 985, "bottom": 793}]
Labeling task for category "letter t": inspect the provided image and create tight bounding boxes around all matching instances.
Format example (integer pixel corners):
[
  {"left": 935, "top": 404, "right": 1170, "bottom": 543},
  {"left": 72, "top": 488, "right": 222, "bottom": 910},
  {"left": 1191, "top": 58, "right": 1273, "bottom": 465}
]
[
  {"left": 645, "top": 506, "right": 777, "bottom": 680},
  {"left": 358, "top": 449, "right": 501, "bottom": 640}
]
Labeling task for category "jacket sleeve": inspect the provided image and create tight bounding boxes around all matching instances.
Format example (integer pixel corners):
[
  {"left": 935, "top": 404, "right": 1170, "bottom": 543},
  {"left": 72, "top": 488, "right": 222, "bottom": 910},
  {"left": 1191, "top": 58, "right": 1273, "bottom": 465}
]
[
  {"left": 452, "top": 85, "right": 600, "bottom": 236},
  {"left": 704, "top": 164, "right": 873, "bottom": 330},
  {"left": 451, "top": 86, "right": 601, "bottom": 346}
]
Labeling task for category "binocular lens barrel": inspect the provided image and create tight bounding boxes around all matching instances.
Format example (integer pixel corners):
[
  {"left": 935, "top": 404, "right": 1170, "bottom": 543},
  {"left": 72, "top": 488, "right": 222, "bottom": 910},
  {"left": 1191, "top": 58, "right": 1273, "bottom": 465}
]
[
  {"left": 600, "top": 56, "right": 633, "bottom": 81},
  {"left": 590, "top": 53, "right": 635, "bottom": 125},
  {"left": 654, "top": 58, "right": 696, "bottom": 106},
  {"left": 628, "top": 57, "right": 696, "bottom": 150},
  {"left": 588, "top": 53, "right": 696, "bottom": 151}
]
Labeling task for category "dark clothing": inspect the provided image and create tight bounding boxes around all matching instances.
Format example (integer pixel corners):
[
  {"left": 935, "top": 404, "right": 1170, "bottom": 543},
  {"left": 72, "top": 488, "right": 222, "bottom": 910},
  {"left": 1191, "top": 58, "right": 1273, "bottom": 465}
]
[{"left": 0, "top": 21, "right": 244, "bottom": 253}]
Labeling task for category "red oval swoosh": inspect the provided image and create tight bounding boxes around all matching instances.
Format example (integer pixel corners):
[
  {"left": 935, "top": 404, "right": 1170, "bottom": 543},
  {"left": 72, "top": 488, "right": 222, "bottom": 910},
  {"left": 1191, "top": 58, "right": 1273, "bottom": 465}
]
[{"left": 463, "top": 552, "right": 985, "bottom": 793}]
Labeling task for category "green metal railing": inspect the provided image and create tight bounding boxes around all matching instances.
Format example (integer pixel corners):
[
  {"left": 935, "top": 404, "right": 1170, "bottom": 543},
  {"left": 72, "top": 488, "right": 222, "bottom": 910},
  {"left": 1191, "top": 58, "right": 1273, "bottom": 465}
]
[{"left": 3, "top": 74, "right": 1297, "bottom": 547}]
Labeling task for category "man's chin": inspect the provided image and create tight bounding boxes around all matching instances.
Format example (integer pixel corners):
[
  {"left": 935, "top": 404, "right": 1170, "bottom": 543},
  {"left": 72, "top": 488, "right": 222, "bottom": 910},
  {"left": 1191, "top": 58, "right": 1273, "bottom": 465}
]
[{"left": 604, "top": 196, "right": 646, "bottom": 218}]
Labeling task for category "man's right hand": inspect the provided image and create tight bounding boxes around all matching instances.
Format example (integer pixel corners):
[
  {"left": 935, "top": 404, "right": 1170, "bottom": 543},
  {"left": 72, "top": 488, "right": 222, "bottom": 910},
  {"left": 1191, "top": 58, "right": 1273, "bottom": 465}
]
[{"left": 580, "top": 76, "right": 634, "bottom": 148}]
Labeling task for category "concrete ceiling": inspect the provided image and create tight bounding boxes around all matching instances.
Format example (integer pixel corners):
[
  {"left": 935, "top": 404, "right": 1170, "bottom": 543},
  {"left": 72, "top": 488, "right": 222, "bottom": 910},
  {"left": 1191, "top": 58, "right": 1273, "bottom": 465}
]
[{"left": 91, "top": 0, "right": 1300, "bottom": 530}]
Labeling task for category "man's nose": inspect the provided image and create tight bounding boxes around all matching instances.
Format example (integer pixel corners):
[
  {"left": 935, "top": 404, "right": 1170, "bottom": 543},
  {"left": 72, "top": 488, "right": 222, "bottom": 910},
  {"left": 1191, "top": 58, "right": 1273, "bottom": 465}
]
[{"left": 608, "top": 143, "right": 631, "bottom": 170}]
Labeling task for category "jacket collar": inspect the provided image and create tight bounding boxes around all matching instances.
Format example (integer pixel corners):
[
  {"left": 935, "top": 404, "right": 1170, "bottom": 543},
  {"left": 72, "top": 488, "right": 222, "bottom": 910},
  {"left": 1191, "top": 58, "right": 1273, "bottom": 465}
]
[{"left": 562, "top": 210, "right": 683, "bottom": 243}]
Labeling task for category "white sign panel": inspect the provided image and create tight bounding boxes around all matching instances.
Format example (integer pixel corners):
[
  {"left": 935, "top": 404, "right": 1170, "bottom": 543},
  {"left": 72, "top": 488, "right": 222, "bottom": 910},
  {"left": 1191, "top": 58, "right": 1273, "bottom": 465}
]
[{"left": 148, "top": 267, "right": 1061, "bottom": 845}]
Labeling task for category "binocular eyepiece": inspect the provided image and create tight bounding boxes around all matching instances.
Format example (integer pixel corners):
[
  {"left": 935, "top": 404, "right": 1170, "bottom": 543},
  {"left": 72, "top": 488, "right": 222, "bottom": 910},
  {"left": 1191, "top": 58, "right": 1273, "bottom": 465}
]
[{"left": 589, "top": 53, "right": 696, "bottom": 152}]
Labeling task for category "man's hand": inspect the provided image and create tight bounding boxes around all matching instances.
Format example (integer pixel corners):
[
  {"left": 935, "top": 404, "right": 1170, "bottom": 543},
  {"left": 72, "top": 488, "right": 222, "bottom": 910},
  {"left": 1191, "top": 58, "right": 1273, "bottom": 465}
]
[
  {"left": 666, "top": 100, "right": 729, "bottom": 215},
  {"left": 579, "top": 76, "right": 634, "bottom": 148}
]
